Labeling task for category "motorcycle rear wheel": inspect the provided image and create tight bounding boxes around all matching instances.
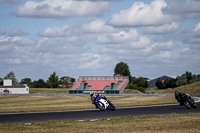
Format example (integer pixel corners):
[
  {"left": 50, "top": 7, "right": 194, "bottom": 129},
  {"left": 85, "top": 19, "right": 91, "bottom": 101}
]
[
  {"left": 107, "top": 100, "right": 115, "bottom": 111},
  {"left": 110, "top": 103, "right": 115, "bottom": 111}
]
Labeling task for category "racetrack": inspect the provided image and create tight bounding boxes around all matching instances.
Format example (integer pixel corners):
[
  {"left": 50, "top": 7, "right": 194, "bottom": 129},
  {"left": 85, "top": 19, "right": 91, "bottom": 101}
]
[{"left": 0, "top": 102, "right": 200, "bottom": 123}]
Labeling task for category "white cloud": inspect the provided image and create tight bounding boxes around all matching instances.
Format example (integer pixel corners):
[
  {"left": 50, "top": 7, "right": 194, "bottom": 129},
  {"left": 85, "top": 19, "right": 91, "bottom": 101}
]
[
  {"left": 13, "top": 0, "right": 109, "bottom": 18},
  {"left": 148, "top": 51, "right": 172, "bottom": 62},
  {"left": 0, "top": 35, "right": 37, "bottom": 70},
  {"left": 7, "top": 58, "right": 21, "bottom": 64},
  {"left": 82, "top": 20, "right": 115, "bottom": 33},
  {"left": 129, "top": 36, "right": 151, "bottom": 50},
  {"left": 40, "top": 25, "right": 71, "bottom": 37},
  {"left": 79, "top": 53, "right": 101, "bottom": 69},
  {"left": 152, "top": 41, "right": 174, "bottom": 51},
  {"left": 101, "top": 39, "right": 174, "bottom": 61},
  {"left": 97, "top": 28, "right": 139, "bottom": 44},
  {"left": 144, "top": 22, "right": 180, "bottom": 34},
  {"left": 36, "top": 37, "right": 86, "bottom": 54},
  {"left": 180, "top": 23, "right": 200, "bottom": 44},
  {"left": 164, "top": 0, "right": 200, "bottom": 19},
  {"left": 2, "top": 0, "right": 200, "bottom": 81},
  {"left": 194, "top": 23, "right": 200, "bottom": 31},
  {"left": 0, "top": 44, "right": 9, "bottom": 51},
  {"left": 109, "top": 0, "right": 174, "bottom": 26},
  {"left": 0, "top": 36, "right": 36, "bottom": 48},
  {"left": 0, "top": 36, "right": 21, "bottom": 44},
  {"left": 8, "top": 28, "right": 25, "bottom": 37}
]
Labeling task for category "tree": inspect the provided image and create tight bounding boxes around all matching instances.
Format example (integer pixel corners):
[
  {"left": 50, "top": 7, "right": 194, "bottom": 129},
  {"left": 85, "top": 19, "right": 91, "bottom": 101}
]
[
  {"left": 46, "top": 72, "right": 59, "bottom": 88},
  {"left": 176, "top": 72, "right": 191, "bottom": 86},
  {"left": 21, "top": 78, "right": 32, "bottom": 86},
  {"left": 128, "top": 83, "right": 146, "bottom": 93},
  {"left": 132, "top": 77, "right": 148, "bottom": 88},
  {"left": 165, "top": 78, "right": 177, "bottom": 88},
  {"left": 176, "top": 76, "right": 187, "bottom": 86},
  {"left": 156, "top": 78, "right": 177, "bottom": 89},
  {"left": 156, "top": 79, "right": 165, "bottom": 89},
  {"left": 31, "top": 79, "right": 46, "bottom": 88},
  {"left": 114, "top": 62, "right": 131, "bottom": 81},
  {"left": 60, "top": 76, "right": 75, "bottom": 88},
  {"left": 186, "top": 71, "right": 192, "bottom": 83},
  {"left": 0, "top": 77, "right": 2, "bottom": 85},
  {"left": 4, "top": 71, "right": 20, "bottom": 86}
]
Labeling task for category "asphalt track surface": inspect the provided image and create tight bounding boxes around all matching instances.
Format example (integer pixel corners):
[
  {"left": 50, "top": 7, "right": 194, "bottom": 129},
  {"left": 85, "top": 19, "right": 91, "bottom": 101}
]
[{"left": 0, "top": 102, "right": 200, "bottom": 123}]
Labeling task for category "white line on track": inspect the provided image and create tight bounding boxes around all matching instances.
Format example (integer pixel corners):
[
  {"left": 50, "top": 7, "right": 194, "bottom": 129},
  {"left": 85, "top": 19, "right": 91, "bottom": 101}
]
[{"left": 193, "top": 97, "right": 200, "bottom": 103}]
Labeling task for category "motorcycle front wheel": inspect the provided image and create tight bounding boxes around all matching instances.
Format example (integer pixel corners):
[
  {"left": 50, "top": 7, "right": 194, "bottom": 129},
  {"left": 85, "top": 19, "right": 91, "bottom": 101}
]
[
  {"left": 184, "top": 101, "right": 191, "bottom": 109},
  {"left": 96, "top": 101, "right": 106, "bottom": 111},
  {"left": 187, "top": 99, "right": 197, "bottom": 109}
]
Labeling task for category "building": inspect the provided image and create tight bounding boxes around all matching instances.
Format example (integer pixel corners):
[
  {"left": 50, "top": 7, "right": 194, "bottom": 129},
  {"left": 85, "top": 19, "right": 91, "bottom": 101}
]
[
  {"left": 70, "top": 76, "right": 129, "bottom": 94},
  {"left": 147, "top": 75, "right": 176, "bottom": 88},
  {"left": 0, "top": 79, "right": 29, "bottom": 94}
]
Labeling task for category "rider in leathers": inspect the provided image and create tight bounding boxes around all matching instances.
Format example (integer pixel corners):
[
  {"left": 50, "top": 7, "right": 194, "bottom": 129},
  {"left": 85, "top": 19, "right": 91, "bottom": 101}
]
[{"left": 175, "top": 91, "right": 192, "bottom": 105}]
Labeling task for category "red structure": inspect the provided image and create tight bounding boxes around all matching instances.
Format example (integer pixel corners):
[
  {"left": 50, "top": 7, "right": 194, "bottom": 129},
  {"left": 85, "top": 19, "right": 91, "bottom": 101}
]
[{"left": 70, "top": 76, "right": 129, "bottom": 94}]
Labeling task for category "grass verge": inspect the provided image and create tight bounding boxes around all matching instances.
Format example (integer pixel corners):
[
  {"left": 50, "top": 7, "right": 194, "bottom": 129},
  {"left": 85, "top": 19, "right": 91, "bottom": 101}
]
[
  {"left": 0, "top": 113, "right": 200, "bottom": 133},
  {"left": 29, "top": 88, "right": 69, "bottom": 94},
  {"left": 145, "top": 81, "right": 200, "bottom": 94},
  {"left": 163, "top": 81, "right": 200, "bottom": 94},
  {"left": 0, "top": 96, "right": 176, "bottom": 113}
]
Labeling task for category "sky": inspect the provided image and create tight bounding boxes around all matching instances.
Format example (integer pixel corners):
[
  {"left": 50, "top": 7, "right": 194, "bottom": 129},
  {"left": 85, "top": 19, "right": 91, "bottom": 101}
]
[{"left": 0, "top": 0, "right": 200, "bottom": 81}]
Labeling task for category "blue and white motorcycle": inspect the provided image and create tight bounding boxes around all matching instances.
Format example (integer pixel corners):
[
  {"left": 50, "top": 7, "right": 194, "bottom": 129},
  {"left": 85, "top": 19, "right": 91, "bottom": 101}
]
[{"left": 90, "top": 93, "right": 115, "bottom": 111}]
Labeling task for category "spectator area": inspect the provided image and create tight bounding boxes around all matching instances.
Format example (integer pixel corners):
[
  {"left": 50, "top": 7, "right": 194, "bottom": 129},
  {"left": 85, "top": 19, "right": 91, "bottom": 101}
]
[{"left": 70, "top": 76, "right": 129, "bottom": 94}]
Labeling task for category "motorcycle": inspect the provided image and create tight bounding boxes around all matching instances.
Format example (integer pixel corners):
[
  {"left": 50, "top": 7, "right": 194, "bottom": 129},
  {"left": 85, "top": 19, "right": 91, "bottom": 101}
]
[
  {"left": 180, "top": 94, "right": 197, "bottom": 109},
  {"left": 91, "top": 94, "right": 115, "bottom": 111}
]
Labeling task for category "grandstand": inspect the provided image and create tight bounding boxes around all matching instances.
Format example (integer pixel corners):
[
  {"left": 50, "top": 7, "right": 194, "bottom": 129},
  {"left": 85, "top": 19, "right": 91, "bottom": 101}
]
[{"left": 69, "top": 76, "right": 129, "bottom": 94}]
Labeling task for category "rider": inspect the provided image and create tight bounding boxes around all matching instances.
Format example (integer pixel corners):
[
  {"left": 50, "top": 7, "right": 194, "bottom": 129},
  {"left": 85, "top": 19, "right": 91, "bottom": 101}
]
[
  {"left": 90, "top": 93, "right": 98, "bottom": 103},
  {"left": 174, "top": 91, "right": 192, "bottom": 105},
  {"left": 175, "top": 91, "right": 182, "bottom": 103},
  {"left": 90, "top": 93, "right": 99, "bottom": 108},
  {"left": 90, "top": 93, "right": 106, "bottom": 107}
]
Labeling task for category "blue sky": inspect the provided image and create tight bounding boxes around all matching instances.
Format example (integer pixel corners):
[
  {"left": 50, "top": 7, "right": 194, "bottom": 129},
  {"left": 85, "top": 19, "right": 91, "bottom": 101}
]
[{"left": 0, "top": 0, "right": 200, "bottom": 81}]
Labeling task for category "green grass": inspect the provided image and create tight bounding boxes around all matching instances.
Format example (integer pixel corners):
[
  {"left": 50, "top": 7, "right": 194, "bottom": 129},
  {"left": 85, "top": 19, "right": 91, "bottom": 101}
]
[
  {"left": 0, "top": 113, "right": 200, "bottom": 133},
  {"left": 0, "top": 96, "right": 176, "bottom": 113},
  {"left": 145, "top": 81, "right": 200, "bottom": 94},
  {"left": 163, "top": 81, "right": 200, "bottom": 94},
  {"left": 145, "top": 89, "right": 166, "bottom": 94},
  {"left": 29, "top": 88, "right": 69, "bottom": 94},
  {"left": 123, "top": 89, "right": 142, "bottom": 94}
]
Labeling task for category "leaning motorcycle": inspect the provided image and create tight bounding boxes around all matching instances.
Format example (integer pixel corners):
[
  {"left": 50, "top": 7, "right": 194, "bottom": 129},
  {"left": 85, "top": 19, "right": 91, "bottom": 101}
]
[
  {"left": 93, "top": 95, "right": 115, "bottom": 111},
  {"left": 181, "top": 94, "right": 197, "bottom": 109}
]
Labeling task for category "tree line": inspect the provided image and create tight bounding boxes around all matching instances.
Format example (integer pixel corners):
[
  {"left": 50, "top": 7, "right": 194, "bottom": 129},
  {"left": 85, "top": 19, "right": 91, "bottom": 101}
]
[
  {"left": 1, "top": 62, "right": 199, "bottom": 91},
  {"left": 156, "top": 71, "right": 200, "bottom": 89},
  {"left": 0, "top": 71, "right": 75, "bottom": 88},
  {"left": 113, "top": 62, "right": 200, "bottom": 92}
]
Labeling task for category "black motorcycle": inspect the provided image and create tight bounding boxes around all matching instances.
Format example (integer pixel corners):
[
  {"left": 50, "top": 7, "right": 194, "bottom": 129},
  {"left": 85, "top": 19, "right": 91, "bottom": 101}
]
[{"left": 180, "top": 94, "right": 197, "bottom": 109}]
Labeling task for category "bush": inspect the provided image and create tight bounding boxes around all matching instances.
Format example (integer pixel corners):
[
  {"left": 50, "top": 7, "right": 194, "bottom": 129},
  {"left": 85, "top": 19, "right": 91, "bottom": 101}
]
[{"left": 128, "top": 83, "right": 146, "bottom": 93}]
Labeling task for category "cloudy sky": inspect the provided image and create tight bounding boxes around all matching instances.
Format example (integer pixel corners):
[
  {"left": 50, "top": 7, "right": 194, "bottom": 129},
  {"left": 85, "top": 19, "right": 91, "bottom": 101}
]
[{"left": 0, "top": 0, "right": 200, "bottom": 81}]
